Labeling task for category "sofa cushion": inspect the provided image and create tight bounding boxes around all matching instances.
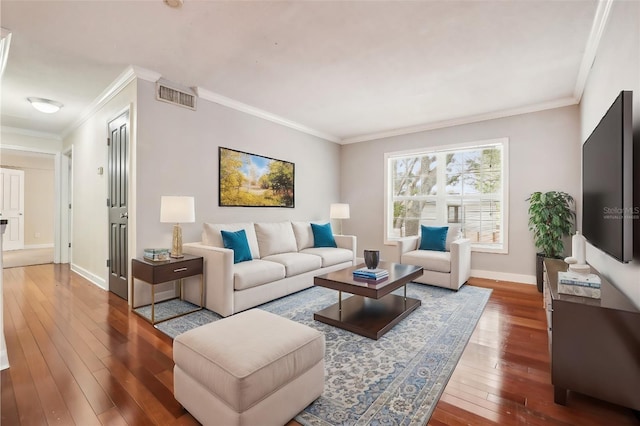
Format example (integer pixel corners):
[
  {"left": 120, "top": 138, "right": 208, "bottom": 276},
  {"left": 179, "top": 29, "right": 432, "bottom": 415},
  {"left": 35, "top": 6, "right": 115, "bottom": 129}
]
[
  {"left": 291, "top": 221, "right": 315, "bottom": 250},
  {"left": 233, "top": 259, "right": 286, "bottom": 291},
  {"left": 419, "top": 226, "right": 448, "bottom": 252},
  {"left": 203, "top": 222, "right": 261, "bottom": 259},
  {"left": 402, "top": 250, "right": 451, "bottom": 273},
  {"left": 311, "top": 223, "right": 337, "bottom": 248},
  {"left": 300, "top": 247, "right": 353, "bottom": 267},
  {"left": 255, "top": 222, "right": 298, "bottom": 257},
  {"left": 262, "top": 252, "right": 322, "bottom": 277},
  {"left": 415, "top": 224, "right": 462, "bottom": 252},
  {"left": 445, "top": 224, "right": 462, "bottom": 251},
  {"left": 221, "top": 229, "right": 252, "bottom": 264}
]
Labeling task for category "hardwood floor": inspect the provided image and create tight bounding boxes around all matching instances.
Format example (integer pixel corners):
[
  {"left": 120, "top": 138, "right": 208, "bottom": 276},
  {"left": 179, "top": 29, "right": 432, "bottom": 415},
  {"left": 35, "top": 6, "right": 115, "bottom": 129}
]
[{"left": 2, "top": 264, "right": 638, "bottom": 425}]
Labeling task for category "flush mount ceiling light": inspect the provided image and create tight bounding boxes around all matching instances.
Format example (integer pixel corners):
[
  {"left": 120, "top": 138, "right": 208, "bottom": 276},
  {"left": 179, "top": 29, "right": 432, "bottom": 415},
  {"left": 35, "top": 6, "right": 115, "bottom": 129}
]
[{"left": 27, "top": 97, "right": 63, "bottom": 114}]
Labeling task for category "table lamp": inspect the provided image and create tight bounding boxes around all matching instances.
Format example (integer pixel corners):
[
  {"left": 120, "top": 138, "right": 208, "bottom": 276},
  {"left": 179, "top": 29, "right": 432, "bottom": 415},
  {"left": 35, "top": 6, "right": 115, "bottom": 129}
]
[
  {"left": 160, "top": 196, "right": 195, "bottom": 258},
  {"left": 329, "top": 203, "right": 350, "bottom": 235}
]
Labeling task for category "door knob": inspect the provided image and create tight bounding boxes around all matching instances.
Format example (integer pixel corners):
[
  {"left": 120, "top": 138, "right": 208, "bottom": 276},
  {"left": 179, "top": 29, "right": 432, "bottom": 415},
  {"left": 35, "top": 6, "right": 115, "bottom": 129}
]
[{"left": 120, "top": 212, "right": 128, "bottom": 219}]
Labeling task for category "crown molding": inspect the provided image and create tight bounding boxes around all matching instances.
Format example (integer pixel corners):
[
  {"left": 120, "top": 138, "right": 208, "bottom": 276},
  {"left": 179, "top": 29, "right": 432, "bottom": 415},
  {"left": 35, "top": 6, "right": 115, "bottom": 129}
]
[
  {"left": 0, "top": 27, "right": 12, "bottom": 77},
  {"left": 573, "top": 0, "right": 614, "bottom": 102},
  {"left": 1, "top": 125, "right": 62, "bottom": 141},
  {"left": 131, "top": 65, "right": 162, "bottom": 82},
  {"left": 195, "top": 86, "right": 340, "bottom": 143},
  {"left": 0, "top": 143, "right": 60, "bottom": 155},
  {"left": 61, "top": 65, "right": 160, "bottom": 139},
  {"left": 341, "top": 96, "right": 579, "bottom": 144}
]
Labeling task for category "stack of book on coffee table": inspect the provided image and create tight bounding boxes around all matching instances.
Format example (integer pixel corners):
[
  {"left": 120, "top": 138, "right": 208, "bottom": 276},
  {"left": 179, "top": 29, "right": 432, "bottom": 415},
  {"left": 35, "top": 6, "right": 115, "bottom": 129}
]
[{"left": 352, "top": 267, "right": 389, "bottom": 282}]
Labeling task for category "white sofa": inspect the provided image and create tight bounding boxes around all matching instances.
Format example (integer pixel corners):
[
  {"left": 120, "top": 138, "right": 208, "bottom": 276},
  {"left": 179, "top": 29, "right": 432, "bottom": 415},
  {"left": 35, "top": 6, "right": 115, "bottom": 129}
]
[
  {"left": 183, "top": 221, "right": 356, "bottom": 317},
  {"left": 397, "top": 226, "right": 471, "bottom": 290}
]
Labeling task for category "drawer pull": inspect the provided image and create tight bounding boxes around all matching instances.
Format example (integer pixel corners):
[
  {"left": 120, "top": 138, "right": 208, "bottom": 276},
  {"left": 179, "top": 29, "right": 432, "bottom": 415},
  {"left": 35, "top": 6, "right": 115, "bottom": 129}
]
[{"left": 174, "top": 267, "right": 188, "bottom": 273}]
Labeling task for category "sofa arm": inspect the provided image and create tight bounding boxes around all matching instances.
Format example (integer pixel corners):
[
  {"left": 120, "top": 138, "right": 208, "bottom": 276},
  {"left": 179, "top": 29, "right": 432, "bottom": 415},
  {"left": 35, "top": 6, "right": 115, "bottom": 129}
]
[
  {"left": 450, "top": 238, "right": 471, "bottom": 289},
  {"left": 397, "top": 236, "right": 419, "bottom": 261},
  {"left": 183, "top": 242, "right": 235, "bottom": 317},
  {"left": 334, "top": 234, "right": 357, "bottom": 265}
]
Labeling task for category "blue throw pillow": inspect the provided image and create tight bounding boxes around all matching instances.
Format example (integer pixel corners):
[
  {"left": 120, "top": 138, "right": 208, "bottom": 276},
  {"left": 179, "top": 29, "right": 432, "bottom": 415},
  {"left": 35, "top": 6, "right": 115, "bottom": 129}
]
[
  {"left": 311, "top": 223, "right": 337, "bottom": 248},
  {"left": 419, "top": 225, "right": 449, "bottom": 252},
  {"left": 221, "top": 229, "right": 252, "bottom": 263}
]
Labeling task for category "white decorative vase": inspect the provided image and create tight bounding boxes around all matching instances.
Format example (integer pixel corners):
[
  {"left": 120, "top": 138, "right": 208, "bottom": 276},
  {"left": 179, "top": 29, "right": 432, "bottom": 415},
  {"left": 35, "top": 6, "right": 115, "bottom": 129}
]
[{"left": 572, "top": 231, "right": 586, "bottom": 265}]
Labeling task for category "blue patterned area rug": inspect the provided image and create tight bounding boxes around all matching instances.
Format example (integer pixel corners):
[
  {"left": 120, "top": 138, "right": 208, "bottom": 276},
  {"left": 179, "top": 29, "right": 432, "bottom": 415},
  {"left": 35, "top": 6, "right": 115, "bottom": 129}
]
[{"left": 149, "top": 283, "right": 491, "bottom": 425}]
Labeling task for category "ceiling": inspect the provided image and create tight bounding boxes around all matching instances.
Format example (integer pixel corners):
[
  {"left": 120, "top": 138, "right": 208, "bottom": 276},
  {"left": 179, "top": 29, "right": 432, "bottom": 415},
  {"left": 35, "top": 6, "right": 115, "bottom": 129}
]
[{"left": 1, "top": 0, "right": 603, "bottom": 144}]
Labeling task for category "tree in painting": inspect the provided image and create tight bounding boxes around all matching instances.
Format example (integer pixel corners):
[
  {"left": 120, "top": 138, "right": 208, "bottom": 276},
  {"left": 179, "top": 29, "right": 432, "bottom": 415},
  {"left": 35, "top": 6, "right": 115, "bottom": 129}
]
[{"left": 219, "top": 148, "right": 294, "bottom": 207}]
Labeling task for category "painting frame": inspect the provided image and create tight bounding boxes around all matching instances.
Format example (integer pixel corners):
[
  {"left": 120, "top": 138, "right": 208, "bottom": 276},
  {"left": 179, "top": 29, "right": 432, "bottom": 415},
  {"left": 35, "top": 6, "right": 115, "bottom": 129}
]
[{"left": 218, "top": 147, "right": 295, "bottom": 208}]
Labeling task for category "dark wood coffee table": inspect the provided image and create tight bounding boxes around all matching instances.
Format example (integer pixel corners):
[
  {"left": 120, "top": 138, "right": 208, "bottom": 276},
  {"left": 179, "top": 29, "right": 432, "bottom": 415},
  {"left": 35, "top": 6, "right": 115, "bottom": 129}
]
[{"left": 313, "top": 261, "right": 423, "bottom": 340}]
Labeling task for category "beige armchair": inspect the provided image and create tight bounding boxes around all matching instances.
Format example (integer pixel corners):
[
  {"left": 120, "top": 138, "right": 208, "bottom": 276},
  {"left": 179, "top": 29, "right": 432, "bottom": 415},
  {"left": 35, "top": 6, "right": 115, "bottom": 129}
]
[{"left": 397, "top": 226, "right": 471, "bottom": 290}]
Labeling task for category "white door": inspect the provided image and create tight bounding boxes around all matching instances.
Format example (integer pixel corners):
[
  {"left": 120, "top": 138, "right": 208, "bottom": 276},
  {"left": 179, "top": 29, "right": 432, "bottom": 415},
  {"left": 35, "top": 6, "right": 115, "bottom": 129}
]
[{"left": 0, "top": 168, "right": 25, "bottom": 251}]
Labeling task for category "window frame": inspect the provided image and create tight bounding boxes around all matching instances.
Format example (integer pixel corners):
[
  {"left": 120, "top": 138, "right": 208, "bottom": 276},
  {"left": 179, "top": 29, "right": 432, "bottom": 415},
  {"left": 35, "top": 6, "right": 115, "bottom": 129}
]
[{"left": 383, "top": 138, "right": 509, "bottom": 254}]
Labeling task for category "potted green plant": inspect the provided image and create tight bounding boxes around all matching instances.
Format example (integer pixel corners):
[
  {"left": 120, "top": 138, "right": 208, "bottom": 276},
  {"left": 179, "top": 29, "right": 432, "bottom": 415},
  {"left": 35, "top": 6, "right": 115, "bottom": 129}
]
[{"left": 526, "top": 191, "right": 575, "bottom": 292}]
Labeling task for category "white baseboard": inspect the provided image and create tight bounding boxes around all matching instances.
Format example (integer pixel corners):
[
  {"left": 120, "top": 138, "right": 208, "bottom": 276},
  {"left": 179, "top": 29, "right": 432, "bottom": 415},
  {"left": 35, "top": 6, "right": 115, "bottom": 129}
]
[
  {"left": 24, "top": 243, "right": 55, "bottom": 249},
  {"left": 70, "top": 264, "right": 107, "bottom": 290},
  {"left": 1, "top": 332, "right": 9, "bottom": 370},
  {"left": 471, "top": 269, "right": 536, "bottom": 285}
]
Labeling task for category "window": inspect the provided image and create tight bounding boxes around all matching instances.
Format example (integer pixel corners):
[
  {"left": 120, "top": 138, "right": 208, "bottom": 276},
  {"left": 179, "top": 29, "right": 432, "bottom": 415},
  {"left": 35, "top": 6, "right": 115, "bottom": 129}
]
[{"left": 384, "top": 138, "right": 508, "bottom": 253}]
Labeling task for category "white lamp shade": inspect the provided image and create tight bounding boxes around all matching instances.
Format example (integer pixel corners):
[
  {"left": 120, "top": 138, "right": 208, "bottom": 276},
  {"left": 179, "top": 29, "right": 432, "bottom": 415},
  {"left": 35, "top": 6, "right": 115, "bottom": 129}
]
[
  {"left": 160, "top": 196, "right": 195, "bottom": 223},
  {"left": 330, "top": 203, "right": 350, "bottom": 219}
]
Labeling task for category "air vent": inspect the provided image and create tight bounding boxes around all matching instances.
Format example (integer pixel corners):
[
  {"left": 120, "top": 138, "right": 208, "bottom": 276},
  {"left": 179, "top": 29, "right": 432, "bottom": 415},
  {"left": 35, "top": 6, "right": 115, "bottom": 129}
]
[{"left": 156, "top": 79, "right": 197, "bottom": 110}]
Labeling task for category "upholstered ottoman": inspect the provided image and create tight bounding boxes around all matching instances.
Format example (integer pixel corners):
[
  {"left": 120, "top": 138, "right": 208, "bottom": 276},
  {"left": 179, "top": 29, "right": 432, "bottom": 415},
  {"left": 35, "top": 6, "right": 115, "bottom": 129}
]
[{"left": 173, "top": 309, "right": 325, "bottom": 426}]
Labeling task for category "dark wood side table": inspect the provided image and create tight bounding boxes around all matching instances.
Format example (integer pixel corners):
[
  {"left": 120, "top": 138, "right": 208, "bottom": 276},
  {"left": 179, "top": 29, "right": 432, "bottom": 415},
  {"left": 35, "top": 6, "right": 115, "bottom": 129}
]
[{"left": 131, "top": 254, "right": 204, "bottom": 325}]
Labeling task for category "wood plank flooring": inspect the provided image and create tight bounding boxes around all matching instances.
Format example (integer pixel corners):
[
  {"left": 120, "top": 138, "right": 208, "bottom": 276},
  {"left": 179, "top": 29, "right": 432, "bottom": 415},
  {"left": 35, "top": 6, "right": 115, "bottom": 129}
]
[{"left": 2, "top": 264, "right": 638, "bottom": 425}]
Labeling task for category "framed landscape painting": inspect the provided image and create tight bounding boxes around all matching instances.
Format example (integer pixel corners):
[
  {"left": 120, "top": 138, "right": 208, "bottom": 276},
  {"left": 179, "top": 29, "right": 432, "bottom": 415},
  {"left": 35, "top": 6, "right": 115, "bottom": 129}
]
[{"left": 219, "top": 147, "right": 295, "bottom": 208}]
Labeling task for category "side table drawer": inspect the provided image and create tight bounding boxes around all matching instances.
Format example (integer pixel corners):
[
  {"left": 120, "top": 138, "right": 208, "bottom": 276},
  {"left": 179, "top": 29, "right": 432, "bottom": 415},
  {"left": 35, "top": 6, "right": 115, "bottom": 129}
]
[{"left": 153, "top": 258, "right": 203, "bottom": 282}]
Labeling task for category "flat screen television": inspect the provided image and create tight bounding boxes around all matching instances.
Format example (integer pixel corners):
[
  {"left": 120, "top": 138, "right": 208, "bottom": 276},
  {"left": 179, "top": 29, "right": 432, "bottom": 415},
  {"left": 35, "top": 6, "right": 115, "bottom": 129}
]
[{"left": 582, "top": 90, "right": 633, "bottom": 263}]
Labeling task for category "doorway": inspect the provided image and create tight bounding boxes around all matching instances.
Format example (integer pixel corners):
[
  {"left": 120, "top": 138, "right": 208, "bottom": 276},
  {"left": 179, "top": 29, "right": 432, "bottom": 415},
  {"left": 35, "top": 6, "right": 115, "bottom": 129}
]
[{"left": 0, "top": 167, "right": 24, "bottom": 251}]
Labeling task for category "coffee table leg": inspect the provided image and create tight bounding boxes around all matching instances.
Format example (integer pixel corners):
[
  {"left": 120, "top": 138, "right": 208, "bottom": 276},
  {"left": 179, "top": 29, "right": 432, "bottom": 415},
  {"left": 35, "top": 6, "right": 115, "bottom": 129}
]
[{"left": 404, "top": 284, "right": 407, "bottom": 308}]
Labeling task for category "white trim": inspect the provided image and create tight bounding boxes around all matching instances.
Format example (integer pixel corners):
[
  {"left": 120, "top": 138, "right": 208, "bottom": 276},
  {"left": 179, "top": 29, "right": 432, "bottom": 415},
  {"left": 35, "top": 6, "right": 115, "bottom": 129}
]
[
  {"left": 196, "top": 87, "right": 341, "bottom": 143},
  {"left": 342, "top": 97, "right": 577, "bottom": 144},
  {"left": 53, "top": 152, "right": 61, "bottom": 263},
  {"left": 0, "top": 221, "right": 8, "bottom": 370},
  {"left": 1, "top": 126, "right": 62, "bottom": 141},
  {"left": 60, "top": 147, "right": 72, "bottom": 264},
  {"left": 0, "top": 28, "right": 12, "bottom": 78},
  {"left": 71, "top": 263, "right": 107, "bottom": 290},
  {"left": 0, "top": 143, "right": 60, "bottom": 155},
  {"left": 384, "top": 138, "right": 509, "bottom": 253},
  {"left": 130, "top": 65, "right": 162, "bottom": 83},
  {"left": 0, "top": 346, "right": 8, "bottom": 370},
  {"left": 24, "top": 243, "right": 54, "bottom": 249},
  {"left": 573, "top": 0, "right": 614, "bottom": 102},
  {"left": 471, "top": 269, "right": 536, "bottom": 285},
  {"left": 61, "top": 65, "right": 158, "bottom": 139}
]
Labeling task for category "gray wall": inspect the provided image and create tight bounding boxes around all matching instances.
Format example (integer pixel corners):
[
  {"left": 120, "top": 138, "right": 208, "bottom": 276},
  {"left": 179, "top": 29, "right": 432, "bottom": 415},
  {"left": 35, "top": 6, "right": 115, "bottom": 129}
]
[
  {"left": 341, "top": 105, "right": 581, "bottom": 283},
  {"left": 580, "top": 0, "right": 640, "bottom": 307},
  {"left": 135, "top": 79, "right": 342, "bottom": 254}
]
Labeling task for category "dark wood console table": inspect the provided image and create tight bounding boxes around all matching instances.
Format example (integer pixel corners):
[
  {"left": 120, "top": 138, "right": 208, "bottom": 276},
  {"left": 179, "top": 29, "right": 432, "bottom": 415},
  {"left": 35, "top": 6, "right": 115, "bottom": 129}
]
[{"left": 543, "top": 258, "right": 640, "bottom": 410}]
